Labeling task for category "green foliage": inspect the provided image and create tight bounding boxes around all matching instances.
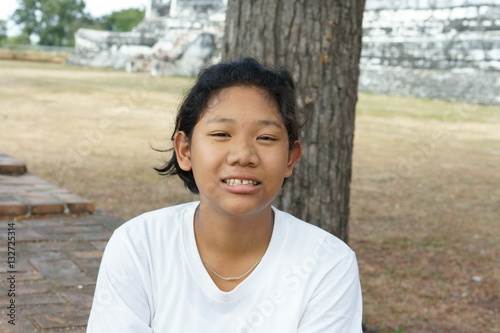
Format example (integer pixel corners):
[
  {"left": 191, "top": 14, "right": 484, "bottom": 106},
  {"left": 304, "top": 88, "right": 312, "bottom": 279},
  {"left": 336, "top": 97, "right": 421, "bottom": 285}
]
[
  {"left": 9, "top": 1, "right": 145, "bottom": 46},
  {"left": 100, "top": 8, "right": 145, "bottom": 32},
  {"left": 0, "top": 20, "right": 7, "bottom": 45},
  {"left": 7, "top": 33, "right": 31, "bottom": 46},
  {"left": 11, "top": 0, "right": 95, "bottom": 46}
]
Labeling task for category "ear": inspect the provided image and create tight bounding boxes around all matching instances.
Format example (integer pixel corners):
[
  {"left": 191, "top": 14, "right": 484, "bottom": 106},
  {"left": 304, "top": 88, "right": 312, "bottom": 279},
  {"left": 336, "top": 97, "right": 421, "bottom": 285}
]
[
  {"left": 284, "top": 140, "right": 302, "bottom": 178},
  {"left": 173, "top": 131, "right": 192, "bottom": 171}
]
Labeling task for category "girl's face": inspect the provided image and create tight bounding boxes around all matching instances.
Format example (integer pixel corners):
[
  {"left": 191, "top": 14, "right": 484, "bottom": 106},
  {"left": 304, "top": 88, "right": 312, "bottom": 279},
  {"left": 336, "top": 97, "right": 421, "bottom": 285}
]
[{"left": 174, "top": 86, "right": 302, "bottom": 218}]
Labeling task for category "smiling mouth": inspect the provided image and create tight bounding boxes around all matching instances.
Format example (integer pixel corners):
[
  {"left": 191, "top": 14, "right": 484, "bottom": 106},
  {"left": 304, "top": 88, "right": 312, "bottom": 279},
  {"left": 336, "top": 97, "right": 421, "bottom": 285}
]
[{"left": 222, "top": 179, "right": 260, "bottom": 186}]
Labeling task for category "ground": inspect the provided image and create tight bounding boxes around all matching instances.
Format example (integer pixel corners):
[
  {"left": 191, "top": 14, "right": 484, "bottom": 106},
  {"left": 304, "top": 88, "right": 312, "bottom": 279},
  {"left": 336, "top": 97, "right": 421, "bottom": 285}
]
[{"left": 0, "top": 60, "right": 498, "bottom": 332}]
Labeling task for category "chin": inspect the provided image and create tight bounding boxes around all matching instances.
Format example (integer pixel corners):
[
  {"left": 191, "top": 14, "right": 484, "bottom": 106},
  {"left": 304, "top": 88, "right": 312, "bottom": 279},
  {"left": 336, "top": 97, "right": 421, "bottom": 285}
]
[{"left": 220, "top": 199, "right": 273, "bottom": 218}]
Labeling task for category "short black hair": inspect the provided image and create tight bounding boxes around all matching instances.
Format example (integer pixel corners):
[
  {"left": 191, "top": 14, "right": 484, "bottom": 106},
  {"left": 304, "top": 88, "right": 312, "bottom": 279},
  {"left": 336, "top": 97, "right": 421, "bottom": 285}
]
[{"left": 155, "top": 57, "right": 301, "bottom": 194}]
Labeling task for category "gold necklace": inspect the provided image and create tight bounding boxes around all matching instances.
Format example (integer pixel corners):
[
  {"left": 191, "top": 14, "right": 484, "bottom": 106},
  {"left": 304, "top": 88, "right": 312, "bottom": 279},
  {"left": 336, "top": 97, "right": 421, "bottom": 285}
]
[{"left": 201, "top": 257, "right": 263, "bottom": 281}]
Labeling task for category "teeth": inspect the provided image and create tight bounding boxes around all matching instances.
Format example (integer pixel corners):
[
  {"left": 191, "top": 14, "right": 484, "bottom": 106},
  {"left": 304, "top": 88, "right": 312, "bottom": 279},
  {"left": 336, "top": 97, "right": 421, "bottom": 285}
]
[{"left": 224, "top": 179, "right": 258, "bottom": 186}]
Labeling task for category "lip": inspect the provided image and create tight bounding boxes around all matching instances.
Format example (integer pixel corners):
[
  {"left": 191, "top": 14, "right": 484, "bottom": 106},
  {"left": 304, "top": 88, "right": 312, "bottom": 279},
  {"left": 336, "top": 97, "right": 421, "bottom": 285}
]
[{"left": 221, "top": 174, "right": 262, "bottom": 194}]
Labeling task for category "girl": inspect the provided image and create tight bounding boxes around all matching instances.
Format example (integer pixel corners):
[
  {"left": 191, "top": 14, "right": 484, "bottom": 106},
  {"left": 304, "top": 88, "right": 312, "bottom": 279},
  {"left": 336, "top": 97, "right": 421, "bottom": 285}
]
[{"left": 87, "top": 57, "right": 362, "bottom": 332}]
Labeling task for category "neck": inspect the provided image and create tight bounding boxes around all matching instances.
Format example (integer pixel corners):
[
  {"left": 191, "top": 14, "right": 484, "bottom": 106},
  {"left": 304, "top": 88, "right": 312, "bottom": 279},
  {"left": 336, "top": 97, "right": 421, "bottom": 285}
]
[{"left": 194, "top": 203, "right": 274, "bottom": 260}]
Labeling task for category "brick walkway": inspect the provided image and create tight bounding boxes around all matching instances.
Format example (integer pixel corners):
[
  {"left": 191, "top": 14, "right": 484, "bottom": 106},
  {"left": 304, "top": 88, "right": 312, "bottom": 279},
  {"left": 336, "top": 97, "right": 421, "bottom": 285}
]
[
  {"left": 0, "top": 153, "right": 94, "bottom": 217},
  {"left": 0, "top": 153, "right": 123, "bottom": 332}
]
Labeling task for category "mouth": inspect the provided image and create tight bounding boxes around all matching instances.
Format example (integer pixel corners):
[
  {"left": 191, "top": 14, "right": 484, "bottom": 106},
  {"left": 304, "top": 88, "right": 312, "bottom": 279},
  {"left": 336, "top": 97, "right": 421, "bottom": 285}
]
[{"left": 222, "top": 178, "right": 260, "bottom": 186}]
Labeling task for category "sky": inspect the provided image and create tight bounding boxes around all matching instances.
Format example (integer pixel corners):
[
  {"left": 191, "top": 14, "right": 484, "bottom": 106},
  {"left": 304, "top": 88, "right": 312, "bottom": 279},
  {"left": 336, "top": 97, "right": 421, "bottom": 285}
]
[{"left": 0, "top": 0, "right": 149, "bottom": 35}]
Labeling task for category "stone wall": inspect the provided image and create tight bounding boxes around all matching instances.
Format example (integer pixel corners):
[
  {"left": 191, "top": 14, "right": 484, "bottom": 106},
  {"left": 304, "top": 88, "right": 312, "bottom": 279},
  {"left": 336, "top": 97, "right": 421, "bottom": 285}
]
[
  {"left": 68, "top": 29, "right": 158, "bottom": 68},
  {"left": 67, "top": 0, "right": 225, "bottom": 74},
  {"left": 67, "top": 0, "right": 499, "bottom": 105},
  {"left": 359, "top": 0, "right": 500, "bottom": 105}
]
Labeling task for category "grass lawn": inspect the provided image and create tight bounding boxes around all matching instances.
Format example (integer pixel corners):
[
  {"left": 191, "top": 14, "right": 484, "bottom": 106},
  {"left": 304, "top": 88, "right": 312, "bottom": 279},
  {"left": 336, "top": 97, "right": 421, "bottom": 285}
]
[{"left": 1, "top": 60, "right": 498, "bottom": 332}]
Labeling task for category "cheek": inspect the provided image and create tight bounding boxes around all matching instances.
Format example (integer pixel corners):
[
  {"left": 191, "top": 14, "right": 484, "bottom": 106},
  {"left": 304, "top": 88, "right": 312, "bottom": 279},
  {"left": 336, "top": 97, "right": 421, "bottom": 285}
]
[
  {"left": 191, "top": 143, "right": 224, "bottom": 171},
  {"left": 262, "top": 152, "right": 289, "bottom": 171}
]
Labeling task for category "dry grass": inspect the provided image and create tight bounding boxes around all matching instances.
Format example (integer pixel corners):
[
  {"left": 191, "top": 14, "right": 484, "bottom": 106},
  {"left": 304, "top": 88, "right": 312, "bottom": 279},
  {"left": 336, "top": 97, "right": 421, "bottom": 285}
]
[
  {"left": 0, "top": 47, "right": 72, "bottom": 63},
  {"left": 1, "top": 60, "right": 498, "bottom": 332},
  {"left": 351, "top": 95, "right": 500, "bottom": 332},
  {"left": 0, "top": 60, "right": 197, "bottom": 218}
]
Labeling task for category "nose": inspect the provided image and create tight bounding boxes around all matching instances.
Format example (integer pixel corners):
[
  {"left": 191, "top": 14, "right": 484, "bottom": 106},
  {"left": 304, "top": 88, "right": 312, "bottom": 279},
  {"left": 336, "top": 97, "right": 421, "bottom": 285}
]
[{"left": 226, "top": 140, "right": 259, "bottom": 167}]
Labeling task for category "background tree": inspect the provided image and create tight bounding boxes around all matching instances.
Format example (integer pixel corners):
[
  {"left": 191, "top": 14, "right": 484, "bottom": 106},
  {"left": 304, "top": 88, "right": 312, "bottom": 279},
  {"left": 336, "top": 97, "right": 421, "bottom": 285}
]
[
  {"left": 0, "top": 20, "right": 7, "bottom": 45},
  {"left": 99, "top": 8, "right": 145, "bottom": 32},
  {"left": 12, "top": 0, "right": 94, "bottom": 46},
  {"left": 223, "top": 0, "right": 365, "bottom": 242},
  {"left": 6, "top": 33, "right": 31, "bottom": 46}
]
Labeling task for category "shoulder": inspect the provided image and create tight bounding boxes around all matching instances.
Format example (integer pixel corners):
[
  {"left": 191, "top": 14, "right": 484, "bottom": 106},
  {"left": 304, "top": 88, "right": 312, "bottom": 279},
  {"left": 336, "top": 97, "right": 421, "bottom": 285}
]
[
  {"left": 107, "top": 201, "right": 198, "bottom": 252},
  {"left": 270, "top": 208, "right": 360, "bottom": 311},
  {"left": 273, "top": 207, "right": 354, "bottom": 262},
  {"left": 115, "top": 201, "right": 197, "bottom": 235}
]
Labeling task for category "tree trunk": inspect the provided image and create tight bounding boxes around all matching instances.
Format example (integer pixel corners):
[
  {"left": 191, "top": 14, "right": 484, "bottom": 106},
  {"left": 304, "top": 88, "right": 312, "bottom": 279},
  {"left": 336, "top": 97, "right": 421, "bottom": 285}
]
[{"left": 223, "top": 0, "right": 365, "bottom": 243}]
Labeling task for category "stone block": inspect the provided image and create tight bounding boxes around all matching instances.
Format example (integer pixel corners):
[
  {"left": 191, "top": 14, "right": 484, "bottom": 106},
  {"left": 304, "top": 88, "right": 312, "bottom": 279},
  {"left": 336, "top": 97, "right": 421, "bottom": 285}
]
[
  {"left": 0, "top": 164, "right": 27, "bottom": 175},
  {"left": 71, "top": 250, "right": 104, "bottom": 259},
  {"left": 0, "top": 152, "right": 27, "bottom": 175},
  {"left": 31, "top": 313, "right": 89, "bottom": 330},
  {"left": 23, "top": 241, "right": 96, "bottom": 253},
  {"left": 19, "top": 293, "right": 66, "bottom": 306},
  {"left": 72, "top": 258, "right": 102, "bottom": 272},
  {"left": 48, "top": 224, "right": 105, "bottom": 234},
  {"left": 15, "top": 270, "right": 44, "bottom": 282},
  {"left": 52, "top": 275, "right": 96, "bottom": 287},
  {"left": 69, "top": 328, "right": 88, "bottom": 333},
  {"left": 82, "top": 231, "right": 113, "bottom": 241},
  {"left": 31, "top": 204, "right": 65, "bottom": 215},
  {"left": 21, "top": 218, "right": 66, "bottom": 227},
  {"left": 25, "top": 251, "right": 63, "bottom": 261},
  {"left": 67, "top": 201, "right": 96, "bottom": 214},
  {"left": 0, "top": 202, "right": 29, "bottom": 216},
  {"left": 61, "top": 291, "right": 94, "bottom": 309},
  {"left": 29, "top": 259, "right": 84, "bottom": 279},
  {"left": 22, "top": 303, "right": 79, "bottom": 316},
  {"left": 0, "top": 168, "right": 96, "bottom": 217},
  {"left": 6, "top": 229, "right": 44, "bottom": 242},
  {"left": 15, "top": 280, "right": 54, "bottom": 295},
  {"left": 90, "top": 241, "right": 108, "bottom": 251},
  {"left": 5, "top": 311, "right": 38, "bottom": 332}
]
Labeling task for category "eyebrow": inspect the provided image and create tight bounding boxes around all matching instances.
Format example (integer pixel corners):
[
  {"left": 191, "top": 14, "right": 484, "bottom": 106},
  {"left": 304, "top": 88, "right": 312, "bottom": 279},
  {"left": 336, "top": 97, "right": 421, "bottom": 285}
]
[
  {"left": 205, "top": 117, "right": 235, "bottom": 124},
  {"left": 257, "top": 119, "right": 283, "bottom": 129},
  {"left": 206, "top": 117, "right": 283, "bottom": 128}
]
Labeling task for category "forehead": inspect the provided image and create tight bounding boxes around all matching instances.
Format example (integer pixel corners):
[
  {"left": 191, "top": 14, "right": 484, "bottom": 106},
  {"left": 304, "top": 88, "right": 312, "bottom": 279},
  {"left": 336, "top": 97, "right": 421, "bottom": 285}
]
[{"left": 202, "top": 86, "right": 281, "bottom": 122}]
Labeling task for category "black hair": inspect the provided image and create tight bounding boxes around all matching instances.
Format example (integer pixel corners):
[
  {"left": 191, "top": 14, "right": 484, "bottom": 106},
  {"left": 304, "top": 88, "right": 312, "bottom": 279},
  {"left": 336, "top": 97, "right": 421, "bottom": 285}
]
[{"left": 155, "top": 57, "right": 301, "bottom": 194}]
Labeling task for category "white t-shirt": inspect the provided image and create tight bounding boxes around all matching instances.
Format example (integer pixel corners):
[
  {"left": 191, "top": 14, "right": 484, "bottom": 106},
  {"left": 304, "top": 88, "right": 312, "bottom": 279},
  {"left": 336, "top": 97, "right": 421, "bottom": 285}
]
[{"left": 87, "top": 202, "right": 362, "bottom": 332}]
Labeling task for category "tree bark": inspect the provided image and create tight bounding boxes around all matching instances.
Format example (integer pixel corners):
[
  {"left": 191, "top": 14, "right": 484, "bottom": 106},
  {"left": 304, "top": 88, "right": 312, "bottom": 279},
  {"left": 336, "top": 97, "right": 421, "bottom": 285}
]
[{"left": 223, "top": 0, "right": 365, "bottom": 243}]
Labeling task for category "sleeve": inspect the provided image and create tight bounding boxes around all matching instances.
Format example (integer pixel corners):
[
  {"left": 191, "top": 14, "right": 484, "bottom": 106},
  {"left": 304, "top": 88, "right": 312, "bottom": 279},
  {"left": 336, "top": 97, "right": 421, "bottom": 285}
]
[
  {"left": 297, "top": 251, "right": 363, "bottom": 333},
  {"left": 87, "top": 230, "right": 154, "bottom": 333}
]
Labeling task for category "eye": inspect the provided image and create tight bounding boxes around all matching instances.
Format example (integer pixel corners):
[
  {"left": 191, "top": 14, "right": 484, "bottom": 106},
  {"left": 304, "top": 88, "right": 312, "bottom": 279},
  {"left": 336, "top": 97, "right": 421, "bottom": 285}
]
[
  {"left": 258, "top": 135, "right": 277, "bottom": 141},
  {"left": 210, "top": 132, "right": 230, "bottom": 138}
]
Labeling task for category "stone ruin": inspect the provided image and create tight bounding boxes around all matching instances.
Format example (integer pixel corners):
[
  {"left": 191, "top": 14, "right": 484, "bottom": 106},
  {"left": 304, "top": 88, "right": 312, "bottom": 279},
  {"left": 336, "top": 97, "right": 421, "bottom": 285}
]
[
  {"left": 68, "top": 0, "right": 500, "bottom": 105},
  {"left": 359, "top": 0, "right": 500, "bottom": 105},
  {"left": 67, "top": 0, "right": 226, "bottom": 77}
]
